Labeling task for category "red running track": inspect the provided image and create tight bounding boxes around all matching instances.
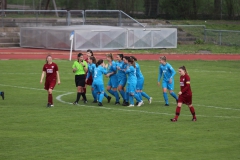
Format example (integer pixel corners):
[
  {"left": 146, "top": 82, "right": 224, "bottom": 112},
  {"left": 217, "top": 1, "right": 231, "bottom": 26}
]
[{"left": 1, "top": 48, "right": 240, "bottom": 60}]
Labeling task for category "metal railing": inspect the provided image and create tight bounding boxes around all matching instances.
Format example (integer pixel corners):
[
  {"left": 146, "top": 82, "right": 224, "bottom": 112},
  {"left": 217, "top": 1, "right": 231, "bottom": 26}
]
[
  {"left": 0, "top": 10, "right": 144, "bottom": 27},
  {"left": 84, "top": 10, "right": 145, "bottom": 27},
  {"left": 2, "top": 9, "right": 240, "bottom": 47},
  {"left": 204, "top": 29, "right": 240, "bottom": 46},
  {"left": 1, "top": 10, "right": 69, "bottom": 27}
]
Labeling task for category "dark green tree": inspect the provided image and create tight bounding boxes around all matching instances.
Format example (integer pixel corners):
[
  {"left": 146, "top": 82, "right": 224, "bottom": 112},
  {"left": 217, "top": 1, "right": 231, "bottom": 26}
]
[
  {"left": 214, "top": 0, "right": 221, "bottom": 19},
  {"left": 225, "top": 0, "right": 235, "bottom": 19},
  {"left": 144, "top": 0, "right": 159, "bottom": 17},
  {"left": 99, "top": 0, "right": 111, "bottom": 9}
]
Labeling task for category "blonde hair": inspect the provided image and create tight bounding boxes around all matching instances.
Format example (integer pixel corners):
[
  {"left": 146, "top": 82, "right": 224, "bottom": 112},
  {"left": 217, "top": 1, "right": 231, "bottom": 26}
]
[
  {"left": 106, "top": 53, "right": 113, "bottom": 60},
  {"left": 160, "top": 56, "right": 166, "bottom": 62}
]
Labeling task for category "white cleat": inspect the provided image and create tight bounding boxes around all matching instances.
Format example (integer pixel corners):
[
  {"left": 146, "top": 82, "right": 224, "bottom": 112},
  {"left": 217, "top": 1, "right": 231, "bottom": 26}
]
[
  {"left": 128, "top": 104, "right": 134, "bottom": 107},
  {"left": 137, "top": 101, "right": 144, "bottom": 107},
  {"left": 148, "top": 97, "right": 152, "bottom": 104}
]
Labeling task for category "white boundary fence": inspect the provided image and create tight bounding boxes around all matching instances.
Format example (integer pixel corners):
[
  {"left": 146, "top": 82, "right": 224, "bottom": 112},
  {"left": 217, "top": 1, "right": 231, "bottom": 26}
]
[{"left": 20, "top": 25, "right": 177, "bottom": 50}]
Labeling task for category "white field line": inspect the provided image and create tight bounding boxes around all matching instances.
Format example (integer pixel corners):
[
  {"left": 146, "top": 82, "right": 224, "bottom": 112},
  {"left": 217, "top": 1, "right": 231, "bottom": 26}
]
[
  {"left": 0, "top": 70, "right": 235, "bottom": 75},
  {"left": 154, "top": 101, "right": 240, "bottom": 111},
  {"left": 139, "top": 65, "right": 239, "bottom": 73},
  {"left": 0, "top": 68, "right": 238, "bottom": 75},
  {"left": 56, "top": 92, "right": 240, "bottom": 119},
  {"left": 0, "top": 84, "right": 74, "bottom": 93},
  {"left": 1, "top": 83, "right": 240, "bottom": 117}
]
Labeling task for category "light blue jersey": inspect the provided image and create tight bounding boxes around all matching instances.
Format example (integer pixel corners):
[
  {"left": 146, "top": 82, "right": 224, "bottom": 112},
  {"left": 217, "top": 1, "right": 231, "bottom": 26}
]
[
  {"left": 92, "top": 65, "right": 108, "bottom": 103},
  {"left": 116, "top": 60, "right": 127, "bottom": 87},
  {"left": 86, "top": 63, "right": 96, "bottom": 80},
  {"left": 93, "top": 65, "right": 107, "bottom": 85},
  {"left": 116, "top": 60, "right": 127, "bottom": 80},
  {"left": 126, "top": 65, "right": 137, "bottom": 84},
  {"left": 107, "top": 61, "right": 118, "bottom": 88},
  {"left": 125, "top": 65, "right": 137, "bottom": 93},
  {"left": 107, "top": 61, "right": 117, "bottom": 76},
  {"left": 135, "top": 62, "right": 144, "bottom": 79},
  {"left": 158, "top": 63, "right": 176, "bottom": 90},
  {"left": 135, "top": 62, "right": 144, "bottom": 90},
  {"left": 158, "top": 63, "right": 176, "bottom": 82}
]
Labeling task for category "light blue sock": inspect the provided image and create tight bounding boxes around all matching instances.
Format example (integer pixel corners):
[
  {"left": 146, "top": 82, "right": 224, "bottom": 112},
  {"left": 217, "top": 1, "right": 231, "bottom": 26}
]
[
  {"left": 141, "top": 92, "right": 150, "bottom": 100},
  {"left": 113, "top": 90, "right": 120, "bottom": 102},
  {"left": 170, "top": 92, "right": 178, "bottom": 100},
  {"left": 107, "top": 89, "right": 115, "bottom": 96},
  {"left": 137, "top": 92, "right": 142, "bottom": 101},
  {"left": 99, "top": 92, "right": 104, "bottom": 103},
  {"left": 129, "top": 95, "right": 134, "bottom": 105},
  {"left": 163, "top": 92, "right": 169, "bottom": 104},
  {"left": 104, "top": 92, "right": 109, "bottom": 98},
  {"left": 134, "top": 92, "right": 141, "bottom": 102},
  {"left": 92, "top": 90, "right": 97, "bottom": 101},
  {"left": 97, "top": 93, "right": 99, "bottom": 101},
  {"left": 0, "top": 92, "right": 2, "bottom": 94},
  {"left": 119, "top": 90, "right": 126, "bottom": 100},
  {"left": 125, "top": 92, "right": 129, "bottom": 102}
]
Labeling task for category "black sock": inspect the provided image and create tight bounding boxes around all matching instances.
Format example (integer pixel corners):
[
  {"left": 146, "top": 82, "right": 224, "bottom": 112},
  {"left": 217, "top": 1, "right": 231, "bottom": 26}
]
[
  {"left": 82, "top": 93, "right": 87, "bottom": 101},
  {"left": 76, "top": 92, "right": 82, "bottom": 102}
]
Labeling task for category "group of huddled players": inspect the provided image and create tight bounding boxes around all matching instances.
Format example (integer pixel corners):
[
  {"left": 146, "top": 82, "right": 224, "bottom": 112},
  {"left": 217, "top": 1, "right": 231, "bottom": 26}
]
[
  {"left": 72, "top": 50, "right": 152, "bottom": 107},
  {"left": 40, "top": 50, "right": 197, "bottom": 122}
]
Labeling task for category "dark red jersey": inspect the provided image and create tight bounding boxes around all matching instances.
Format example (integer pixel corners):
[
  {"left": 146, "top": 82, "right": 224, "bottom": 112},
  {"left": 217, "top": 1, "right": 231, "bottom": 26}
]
[
  {"left": 180, "top": 74, "right": 192, "bottom": 95},
  {"left": 42, "top": 62, "right": 59, "bottom": 81}
]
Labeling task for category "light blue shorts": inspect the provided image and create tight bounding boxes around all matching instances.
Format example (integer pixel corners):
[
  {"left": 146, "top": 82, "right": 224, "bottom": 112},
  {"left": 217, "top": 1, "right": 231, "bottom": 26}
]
[
  {"left": 162, "top": 80, "right": 174, "bottom": 91},
  {"left": 107, "top": 75, "right": 118, "bottom": 88},
  {"left": 118, "top": 78, "right": 127, "bottom": 87},
  {"left": 93, "top": 82, "right": 104, "bottom": 93},
  {"left": 126, "top": 82, "right": 136, "bottom": 94},
  {"left": 136, "top": 77, "right": 144, "bottom": 90}
]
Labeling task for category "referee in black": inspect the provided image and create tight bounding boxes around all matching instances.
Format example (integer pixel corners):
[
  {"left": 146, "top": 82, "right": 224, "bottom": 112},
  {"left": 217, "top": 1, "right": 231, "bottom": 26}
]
[{"left": 72, "top": 53, "right": 88, "bottom": 104}]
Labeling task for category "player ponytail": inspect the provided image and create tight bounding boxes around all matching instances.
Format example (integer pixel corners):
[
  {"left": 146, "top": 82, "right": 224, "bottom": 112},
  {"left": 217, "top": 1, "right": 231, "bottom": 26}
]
[
  {"left": 179, "top": 66, "right": 188, "bottom": 74},
  {"left": 130, "top": 56, "right": 137, "bottom": 61},
  {"left": 90, "top": 56, "right": 97, "bottom": 64},
  {"left": 123, "top": 56, "right": 130, "bottom": 61},
  {"left": 117, "top": 54, "right": 124, "bottom": 60},
  {"left": 128, "top": 57, "right": 136, "bottom": 68},
  {"left": 106, "top": 53, "right": 113, "bottom": 61},
  {"left": 96, "top": 59, "right": 103, "bottom": 67}
]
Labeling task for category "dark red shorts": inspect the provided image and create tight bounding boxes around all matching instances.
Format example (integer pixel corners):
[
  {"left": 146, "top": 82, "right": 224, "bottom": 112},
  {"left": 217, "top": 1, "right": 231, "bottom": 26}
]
[
  {"left": 85, "top": 75, "right": 93, "bottom": 85},
  {"left": 178, "top": 94, "right": 192, "bottom": 105},
  {"left": 44, "top": 80, "right": 56, "bottom": 90}
]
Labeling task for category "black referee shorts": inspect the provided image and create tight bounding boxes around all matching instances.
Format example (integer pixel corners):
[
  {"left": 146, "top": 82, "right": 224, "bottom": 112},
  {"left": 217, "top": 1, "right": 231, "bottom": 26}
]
[{"left": 75, "top": 75, "right": 85, "bottom": 87}]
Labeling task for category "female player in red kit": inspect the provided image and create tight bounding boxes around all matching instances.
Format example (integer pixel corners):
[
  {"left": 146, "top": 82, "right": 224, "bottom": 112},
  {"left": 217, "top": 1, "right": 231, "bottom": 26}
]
[
  {"left": 171, "top": 66, "right": 197, "bottom": 122},
  {"left": 40, "top": 55, "right": 60, "bottom": 107}
]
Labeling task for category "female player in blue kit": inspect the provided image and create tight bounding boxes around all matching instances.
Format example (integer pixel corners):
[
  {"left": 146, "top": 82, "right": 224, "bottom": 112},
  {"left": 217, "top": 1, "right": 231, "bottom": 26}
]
[{"left": 158, "top": 56, "right": 178, "bottom": 106}]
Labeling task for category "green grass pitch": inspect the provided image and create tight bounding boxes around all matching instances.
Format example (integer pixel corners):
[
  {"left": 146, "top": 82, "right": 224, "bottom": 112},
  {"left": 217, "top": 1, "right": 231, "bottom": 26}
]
[{"left": 0, "top": 59, "right": 240, "bottom": 160}]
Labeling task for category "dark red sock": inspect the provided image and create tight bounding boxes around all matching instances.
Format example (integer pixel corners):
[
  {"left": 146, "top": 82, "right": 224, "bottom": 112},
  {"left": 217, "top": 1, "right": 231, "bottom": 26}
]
[
  {"left": 189, "top": 106, "right": 196, "bottom": 118},
  {"left": 48, "top": 94, "right": 53, "bottom": 104},
  {"left": 174, "top": 106, "right": 181, "bottom": 119}
]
